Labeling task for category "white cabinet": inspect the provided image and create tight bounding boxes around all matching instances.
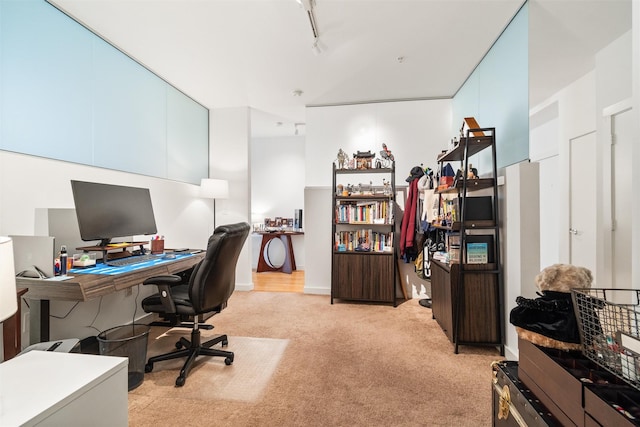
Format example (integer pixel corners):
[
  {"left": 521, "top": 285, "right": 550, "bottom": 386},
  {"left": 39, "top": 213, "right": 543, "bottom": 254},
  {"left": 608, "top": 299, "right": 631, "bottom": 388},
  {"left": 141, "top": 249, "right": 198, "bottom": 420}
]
[{"left": 0, "top": 351, "right": 128, "bottom": 426}]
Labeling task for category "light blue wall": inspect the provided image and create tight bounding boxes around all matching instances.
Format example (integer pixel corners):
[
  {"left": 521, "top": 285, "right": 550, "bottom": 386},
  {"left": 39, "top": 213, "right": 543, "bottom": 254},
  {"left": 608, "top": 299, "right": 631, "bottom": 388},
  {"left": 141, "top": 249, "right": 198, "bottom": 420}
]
[
  {"left": 452, "top": 2, "right": 529, "bottom": 170},
  {"left": 0, "top": 0, "right": 208, "bottom": 185}
]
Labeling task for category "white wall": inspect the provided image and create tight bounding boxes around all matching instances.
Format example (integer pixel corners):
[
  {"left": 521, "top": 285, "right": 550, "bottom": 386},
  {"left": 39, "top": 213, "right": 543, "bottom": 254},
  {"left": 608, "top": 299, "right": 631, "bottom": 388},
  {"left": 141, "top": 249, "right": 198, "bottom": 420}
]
[
  {"left": 305, "top": 99, "right": 452, "bottom": 187},
  {"left": 303, "top": 99, "right": 452, "bottom": 295},
  {"left": 513, "top": 28, "right": 633, "bottom": 360},
  {"left": 633, "top": 0, "right": 640, "bottom": 289},
  {"left": 529, "top": 30, "right": 631, "bottom": 288},
  {"left": 210, "top": 107, "right": 252, "bottom": 289},
  {"left": 250, "top": 135, "right": 305, "bottom": 270}
]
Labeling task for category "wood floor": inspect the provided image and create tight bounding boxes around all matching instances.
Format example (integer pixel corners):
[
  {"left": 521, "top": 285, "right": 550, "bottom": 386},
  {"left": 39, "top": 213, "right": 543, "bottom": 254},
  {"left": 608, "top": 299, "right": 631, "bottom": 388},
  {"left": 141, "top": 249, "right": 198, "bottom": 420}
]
[{"left": 252, "top": 270, "right": 304, "bottom": 293}]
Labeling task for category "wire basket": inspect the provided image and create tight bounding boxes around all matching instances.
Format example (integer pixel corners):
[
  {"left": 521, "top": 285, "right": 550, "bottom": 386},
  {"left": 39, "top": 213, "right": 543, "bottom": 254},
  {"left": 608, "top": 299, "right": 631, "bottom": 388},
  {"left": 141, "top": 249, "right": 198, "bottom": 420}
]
[{"left": 572, "top": 288, "right": 640, "bottom": 391}]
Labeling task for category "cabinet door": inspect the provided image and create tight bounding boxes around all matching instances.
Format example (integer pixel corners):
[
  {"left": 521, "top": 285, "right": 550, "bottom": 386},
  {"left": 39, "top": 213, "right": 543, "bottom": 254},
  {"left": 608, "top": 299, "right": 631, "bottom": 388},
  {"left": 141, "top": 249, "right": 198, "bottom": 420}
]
[
  {"left": 456, "top": 272, "right": 499, "bottom": 343},
  {"left": 430, "top": 260, "right": 453, "bottom": 341},
  {"left": 332, "top": 253, "right": 394, "bottom": 302}
]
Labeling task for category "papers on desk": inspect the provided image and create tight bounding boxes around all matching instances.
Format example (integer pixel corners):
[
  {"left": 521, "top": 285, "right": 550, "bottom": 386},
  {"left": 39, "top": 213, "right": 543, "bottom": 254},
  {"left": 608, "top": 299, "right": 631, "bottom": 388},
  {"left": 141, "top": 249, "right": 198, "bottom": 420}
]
[{"left": 44, "top": 275, "right": 74, "bottom": 281}]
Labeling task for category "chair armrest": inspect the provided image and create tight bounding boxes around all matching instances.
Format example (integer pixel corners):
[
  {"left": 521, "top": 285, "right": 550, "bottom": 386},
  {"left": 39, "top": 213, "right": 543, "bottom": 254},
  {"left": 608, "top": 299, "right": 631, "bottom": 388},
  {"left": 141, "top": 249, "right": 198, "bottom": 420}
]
[{"left": 143, "top": 275, "right": 183, "bottom": 313}]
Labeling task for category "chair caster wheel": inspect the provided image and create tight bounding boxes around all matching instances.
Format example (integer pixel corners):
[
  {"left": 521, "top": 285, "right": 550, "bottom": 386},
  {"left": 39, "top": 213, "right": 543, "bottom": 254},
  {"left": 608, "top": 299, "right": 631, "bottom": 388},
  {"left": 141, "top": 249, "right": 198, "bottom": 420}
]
[
  {"left": 222, "top": 339, "right": 228, "bottom": 347},
  {"left": 175, "top": 342, "right": 183, "bottom": 349},
  {"left": 175, "top": 376, "right": 185, "bottom": 387},
  {"left": 225, "top": 356, "right": 233, "bottom": 365},
  {"left": 145, "top": 363, "right": 153, "bottom": 373}
]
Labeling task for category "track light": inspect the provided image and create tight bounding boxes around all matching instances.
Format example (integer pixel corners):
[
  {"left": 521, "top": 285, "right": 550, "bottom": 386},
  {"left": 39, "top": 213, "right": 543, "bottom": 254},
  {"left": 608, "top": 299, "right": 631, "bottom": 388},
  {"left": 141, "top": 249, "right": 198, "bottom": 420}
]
[
  {"left": 297, "top": 0, "right": 323, "bottom": 54},
  {"left": 311, "top": 40, "right": 322, "bottom": 55}
]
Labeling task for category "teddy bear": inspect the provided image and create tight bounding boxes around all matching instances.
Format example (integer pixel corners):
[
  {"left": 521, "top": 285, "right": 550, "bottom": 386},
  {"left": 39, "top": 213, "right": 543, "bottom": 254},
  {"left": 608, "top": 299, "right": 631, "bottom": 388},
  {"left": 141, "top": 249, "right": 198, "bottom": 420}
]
[{"left": 510, "top": 263, "right": 593, "bottom": 351}]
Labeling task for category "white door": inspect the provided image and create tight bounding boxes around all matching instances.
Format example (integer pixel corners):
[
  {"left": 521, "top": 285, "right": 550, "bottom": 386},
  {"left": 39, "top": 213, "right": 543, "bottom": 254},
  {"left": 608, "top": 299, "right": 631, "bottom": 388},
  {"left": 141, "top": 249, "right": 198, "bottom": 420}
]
[
  {"left": 569, "top": 132, "right": 597, "bottom": 272},
  {"left": 611, "top": 108, "right": 633, "bottom": 289}
]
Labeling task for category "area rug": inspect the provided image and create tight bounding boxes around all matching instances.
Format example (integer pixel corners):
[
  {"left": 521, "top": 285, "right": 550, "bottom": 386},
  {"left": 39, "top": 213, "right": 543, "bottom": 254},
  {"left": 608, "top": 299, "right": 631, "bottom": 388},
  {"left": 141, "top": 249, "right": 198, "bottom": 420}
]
[{"left": 134, "top": 329, "right": 289, "bottom": 403}]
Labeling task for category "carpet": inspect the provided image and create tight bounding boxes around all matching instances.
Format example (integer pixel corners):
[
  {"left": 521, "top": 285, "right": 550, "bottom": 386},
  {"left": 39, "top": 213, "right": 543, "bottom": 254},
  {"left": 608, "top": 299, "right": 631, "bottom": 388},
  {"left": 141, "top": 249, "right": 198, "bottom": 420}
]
[{"left": 134, "top": 329, "right": 289, "bottom": 403}]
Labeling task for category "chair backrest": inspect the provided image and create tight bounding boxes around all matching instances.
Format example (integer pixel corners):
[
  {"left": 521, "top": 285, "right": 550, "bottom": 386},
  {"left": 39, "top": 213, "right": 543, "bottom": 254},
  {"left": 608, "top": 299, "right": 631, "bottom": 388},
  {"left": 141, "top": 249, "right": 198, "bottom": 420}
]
[{"left": 188, "top": 222, "right": 250, "bottom": 314}]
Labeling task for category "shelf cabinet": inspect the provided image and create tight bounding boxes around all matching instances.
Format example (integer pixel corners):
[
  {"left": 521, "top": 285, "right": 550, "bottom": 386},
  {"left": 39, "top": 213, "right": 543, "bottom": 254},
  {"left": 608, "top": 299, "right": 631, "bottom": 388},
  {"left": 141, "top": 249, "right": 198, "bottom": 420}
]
[
  {"left": 331, "top": 163, "right": 396, "bottom": 305},
  {"left": 430, "top": 127, "right": 503, "bottom": 354},
  {"left": 430, "top": 260, "right": 500, "bottom": 344}
]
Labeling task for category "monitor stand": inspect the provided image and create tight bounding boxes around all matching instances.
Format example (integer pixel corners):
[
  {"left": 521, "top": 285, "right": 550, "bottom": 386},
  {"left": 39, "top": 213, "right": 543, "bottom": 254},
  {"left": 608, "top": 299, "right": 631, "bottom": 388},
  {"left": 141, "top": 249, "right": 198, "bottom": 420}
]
[{"left": 76, "top": 242, "right": 148, "bottom": 263}]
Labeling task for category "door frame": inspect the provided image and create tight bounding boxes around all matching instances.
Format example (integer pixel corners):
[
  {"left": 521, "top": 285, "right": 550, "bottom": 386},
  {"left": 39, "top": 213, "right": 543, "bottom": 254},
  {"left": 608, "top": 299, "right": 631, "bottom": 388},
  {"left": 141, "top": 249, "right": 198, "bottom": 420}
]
[{"left": 602, "top": 98, "right": 633, "bottom": 288}]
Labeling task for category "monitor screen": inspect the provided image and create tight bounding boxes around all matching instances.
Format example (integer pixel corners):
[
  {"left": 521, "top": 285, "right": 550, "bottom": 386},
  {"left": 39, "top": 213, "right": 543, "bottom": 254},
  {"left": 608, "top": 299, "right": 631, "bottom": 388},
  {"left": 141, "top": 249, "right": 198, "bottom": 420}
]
[{"left": 70, "top": 180, "right": 158, "bottom": 246}]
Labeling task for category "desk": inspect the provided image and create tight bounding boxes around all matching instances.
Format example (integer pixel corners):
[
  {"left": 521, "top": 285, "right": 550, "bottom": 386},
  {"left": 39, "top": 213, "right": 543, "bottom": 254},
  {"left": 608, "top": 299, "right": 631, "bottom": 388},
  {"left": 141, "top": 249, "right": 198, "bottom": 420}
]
[
  {"left": 16, "top": 252, "right": 205, "bottom": 341},
  {"left": 255, "top": 231, "right": 303, "bottom": 274},
  {"left": 0, "top": 351, "right": 128, "bottom": 426}
]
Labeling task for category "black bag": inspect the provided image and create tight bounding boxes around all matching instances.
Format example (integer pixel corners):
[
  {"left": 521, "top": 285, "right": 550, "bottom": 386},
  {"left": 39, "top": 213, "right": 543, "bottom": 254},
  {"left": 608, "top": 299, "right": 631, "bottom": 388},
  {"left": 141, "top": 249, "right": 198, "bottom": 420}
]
[{"left": 509, "top": 291, "right": 581, "bottom": 344}]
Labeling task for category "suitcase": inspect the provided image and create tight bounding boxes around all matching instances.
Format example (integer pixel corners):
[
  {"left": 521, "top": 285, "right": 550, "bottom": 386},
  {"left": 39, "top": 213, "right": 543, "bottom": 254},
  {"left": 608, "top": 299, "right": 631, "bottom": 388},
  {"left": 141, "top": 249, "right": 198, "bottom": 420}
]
[{"left": 492, "top": 361, "right": 559, "bottom": 426}]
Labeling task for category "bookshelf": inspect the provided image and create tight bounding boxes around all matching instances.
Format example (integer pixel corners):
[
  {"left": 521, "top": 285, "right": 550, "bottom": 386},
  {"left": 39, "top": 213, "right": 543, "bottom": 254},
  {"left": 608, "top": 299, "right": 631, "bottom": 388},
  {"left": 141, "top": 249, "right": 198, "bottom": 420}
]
[
  {"left": 429, "top": 127, "right": 504, "bottom": 355},
  {"left": 331, "top": 162, "right": 396, "bottom": 305}
]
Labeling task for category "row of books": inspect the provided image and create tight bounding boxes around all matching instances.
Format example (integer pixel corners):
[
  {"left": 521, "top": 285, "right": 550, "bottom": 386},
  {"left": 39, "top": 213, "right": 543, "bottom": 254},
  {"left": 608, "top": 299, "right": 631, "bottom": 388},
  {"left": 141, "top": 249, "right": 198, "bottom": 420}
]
[
  {"left": 335, "top": 200, "right": 393, "bottom": 224},
  {"left": 334, "top": 230, "right": 394, "bottom": 252}
]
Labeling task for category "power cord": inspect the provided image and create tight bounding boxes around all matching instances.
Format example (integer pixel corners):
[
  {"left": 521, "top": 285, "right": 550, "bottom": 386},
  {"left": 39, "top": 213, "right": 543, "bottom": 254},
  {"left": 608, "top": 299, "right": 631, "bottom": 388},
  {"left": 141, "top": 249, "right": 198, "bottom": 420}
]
[
  {"left": 86, "top": 296, "right": 103, "bottom": 333},
  {"left": 50, "top": 301, "right": 81, "bottom": 319},
  {"left": 132, "top": 284, "right": 140, "bottom": 325}
]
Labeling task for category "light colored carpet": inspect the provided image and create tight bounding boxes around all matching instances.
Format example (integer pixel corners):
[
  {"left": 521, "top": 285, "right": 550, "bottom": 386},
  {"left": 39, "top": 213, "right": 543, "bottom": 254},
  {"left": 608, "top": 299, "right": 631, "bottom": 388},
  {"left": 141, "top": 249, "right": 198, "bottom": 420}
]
[
  {"left": 135, "top": 330, "right": 289, "bottom": 402},
  {"left": 129, "top": 292, "right": 502, "bottom": 427}
]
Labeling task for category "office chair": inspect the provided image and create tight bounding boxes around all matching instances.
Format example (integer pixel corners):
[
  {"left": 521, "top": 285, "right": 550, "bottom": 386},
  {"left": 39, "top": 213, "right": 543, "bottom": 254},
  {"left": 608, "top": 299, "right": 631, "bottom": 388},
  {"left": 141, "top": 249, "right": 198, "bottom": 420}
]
[{"left": 141, "top": 222, "right": 250, "bottom": 387}]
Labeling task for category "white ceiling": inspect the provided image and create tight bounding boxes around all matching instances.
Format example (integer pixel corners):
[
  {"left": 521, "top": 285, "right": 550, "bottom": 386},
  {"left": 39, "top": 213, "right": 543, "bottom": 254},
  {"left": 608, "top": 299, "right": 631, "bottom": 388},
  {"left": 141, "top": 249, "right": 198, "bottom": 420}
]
[{"left": 49, "top": 0, "right": 630, "bottom": 138}]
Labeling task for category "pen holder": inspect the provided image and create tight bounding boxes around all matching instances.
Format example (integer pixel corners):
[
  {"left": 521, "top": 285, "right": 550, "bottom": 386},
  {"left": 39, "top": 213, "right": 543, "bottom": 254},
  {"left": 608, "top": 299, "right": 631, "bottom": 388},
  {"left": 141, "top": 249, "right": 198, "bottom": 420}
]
[{"left": 150, "top": 239, "right": 165, "bottom": 254}]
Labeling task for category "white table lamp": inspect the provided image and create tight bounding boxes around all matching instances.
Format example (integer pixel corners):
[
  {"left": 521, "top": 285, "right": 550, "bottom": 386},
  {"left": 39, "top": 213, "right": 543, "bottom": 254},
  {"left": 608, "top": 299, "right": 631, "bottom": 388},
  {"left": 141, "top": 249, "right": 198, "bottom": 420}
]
[
  {"left": 0, "top": 236, "right": 18, "bottom": 323},
  {"left": 200, "top": 179, "right": 229, "bottom": 230}
]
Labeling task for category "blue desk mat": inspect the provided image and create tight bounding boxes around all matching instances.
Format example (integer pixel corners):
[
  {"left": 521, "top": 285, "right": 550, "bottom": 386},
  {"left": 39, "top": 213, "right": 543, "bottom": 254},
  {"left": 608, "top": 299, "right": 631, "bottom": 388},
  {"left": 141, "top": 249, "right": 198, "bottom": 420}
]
[{"left": 69, "top": 253, "right": 195, "bottom": 276}]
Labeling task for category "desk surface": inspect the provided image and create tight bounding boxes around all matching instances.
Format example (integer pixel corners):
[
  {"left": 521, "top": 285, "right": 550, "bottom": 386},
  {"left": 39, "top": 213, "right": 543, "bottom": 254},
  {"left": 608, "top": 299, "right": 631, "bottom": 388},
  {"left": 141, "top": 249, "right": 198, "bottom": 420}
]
[
  {"left": 253, "top": 231, "right": 304, "bottom": 236},
  {"left": 16, "top": 252, "right": 205, "bottom": 302}
]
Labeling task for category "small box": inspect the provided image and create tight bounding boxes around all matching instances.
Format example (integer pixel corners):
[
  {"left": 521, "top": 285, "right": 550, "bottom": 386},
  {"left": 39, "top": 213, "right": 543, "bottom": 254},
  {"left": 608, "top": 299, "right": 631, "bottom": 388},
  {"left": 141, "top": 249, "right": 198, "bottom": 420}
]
[
  {"left": 150, "top": 239, "right": 165, "bottom": 254},
  {"left": 73, "top": 252, "right": 96, "bottom": 267},
  {"left": 439, "top": 176, "right": 454, "bottom": 187}
]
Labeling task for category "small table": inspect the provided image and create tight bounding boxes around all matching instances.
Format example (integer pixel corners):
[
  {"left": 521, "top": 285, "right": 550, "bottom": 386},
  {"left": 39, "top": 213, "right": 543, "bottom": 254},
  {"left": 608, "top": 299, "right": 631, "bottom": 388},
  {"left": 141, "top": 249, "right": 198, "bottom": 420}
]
[
  {"left": 3, "top": 288, "right": 28, "bottom": 361},
  {"left": 254, "top": 231, "right": 303, "bottom": 274}
]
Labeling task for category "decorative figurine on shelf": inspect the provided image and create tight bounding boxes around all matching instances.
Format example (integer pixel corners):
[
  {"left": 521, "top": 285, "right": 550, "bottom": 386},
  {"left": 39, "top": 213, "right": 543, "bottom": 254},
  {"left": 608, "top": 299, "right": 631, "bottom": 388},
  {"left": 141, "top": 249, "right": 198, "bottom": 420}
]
[
  {"left": 353, "top": 150, "right": 375, "bottom": 169},
  {"left": 382, "top": 179, "right": 392, "bottom": 196},
  {"left": 336, "top": 184, "right": 344, "bottom": 196},
  {"left": 336, "top": 149, "right": 349, "bottom": 169},
  {"left": 380, "top": 143, "right": 394, "bottom": 161},
  {"left": 468, "top": 164, "right": 479, "bottom": 179},
  {"left": 359, "top": 181, "right": 373, "bottom": 195}
]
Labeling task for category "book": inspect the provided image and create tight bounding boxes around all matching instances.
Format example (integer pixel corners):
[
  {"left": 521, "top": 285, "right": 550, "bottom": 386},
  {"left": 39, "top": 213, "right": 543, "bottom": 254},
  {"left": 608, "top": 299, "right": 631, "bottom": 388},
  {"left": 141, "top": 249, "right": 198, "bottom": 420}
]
[{"left": 466, "top": 242, "right": 488, "bottom": 264}]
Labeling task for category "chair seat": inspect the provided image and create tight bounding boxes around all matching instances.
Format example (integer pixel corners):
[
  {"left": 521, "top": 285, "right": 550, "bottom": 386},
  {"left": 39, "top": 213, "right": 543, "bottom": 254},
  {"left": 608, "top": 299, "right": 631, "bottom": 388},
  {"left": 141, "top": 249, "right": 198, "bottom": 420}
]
[{"left": 141, "top": 284, "right": 196, "bottom": 316}]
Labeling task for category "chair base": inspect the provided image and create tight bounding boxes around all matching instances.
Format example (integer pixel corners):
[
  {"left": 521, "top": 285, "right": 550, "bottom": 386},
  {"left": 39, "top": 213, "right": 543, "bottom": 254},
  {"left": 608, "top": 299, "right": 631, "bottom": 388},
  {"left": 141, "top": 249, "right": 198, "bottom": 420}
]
[{"left": 145, "top": 328, "right": 234, "bottom": 387}]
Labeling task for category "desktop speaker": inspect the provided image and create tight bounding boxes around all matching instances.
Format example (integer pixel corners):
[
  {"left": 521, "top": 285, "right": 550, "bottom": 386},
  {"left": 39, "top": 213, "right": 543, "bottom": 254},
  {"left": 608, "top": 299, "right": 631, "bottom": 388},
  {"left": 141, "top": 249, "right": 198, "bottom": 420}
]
[{"left": 294, "top": 209, "right": 303, "bottom": 230}]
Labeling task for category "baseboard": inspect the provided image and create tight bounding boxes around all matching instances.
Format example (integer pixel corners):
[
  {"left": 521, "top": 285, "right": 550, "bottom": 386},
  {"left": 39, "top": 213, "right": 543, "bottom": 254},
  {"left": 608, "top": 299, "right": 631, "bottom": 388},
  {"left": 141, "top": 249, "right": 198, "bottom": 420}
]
[
  {"left": 504, "top": 343, "right": 518, "bottom": 361},
  {"left": 303, "top": 286, "right": 331, "bottom": 295},
  {"left": 235, "top": 282, "right": 254, "bottom": 292}
]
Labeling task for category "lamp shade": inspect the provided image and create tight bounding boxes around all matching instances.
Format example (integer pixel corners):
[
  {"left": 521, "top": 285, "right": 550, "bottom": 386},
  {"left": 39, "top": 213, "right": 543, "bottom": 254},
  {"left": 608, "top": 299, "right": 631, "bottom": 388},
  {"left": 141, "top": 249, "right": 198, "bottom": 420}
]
[
  {"left": 0, "top": 236, "right": 17, "bottom": 323},
  {"left": 200, "top": 178, "right": 229, "bottom": 199}
]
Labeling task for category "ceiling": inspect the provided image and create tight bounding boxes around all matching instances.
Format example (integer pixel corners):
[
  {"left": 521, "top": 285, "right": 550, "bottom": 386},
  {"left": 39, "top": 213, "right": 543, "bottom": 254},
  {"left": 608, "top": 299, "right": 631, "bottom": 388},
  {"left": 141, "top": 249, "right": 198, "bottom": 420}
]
[{"left": 49, "top": 0, "right": 631, "bottom": 138}]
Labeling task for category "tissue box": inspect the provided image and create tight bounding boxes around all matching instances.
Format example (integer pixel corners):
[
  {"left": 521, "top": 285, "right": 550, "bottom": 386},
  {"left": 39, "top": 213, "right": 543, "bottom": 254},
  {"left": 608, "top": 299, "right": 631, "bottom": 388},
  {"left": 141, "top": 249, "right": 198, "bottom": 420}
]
[{"left": 73, "top": 253, "right": 96, "bottom": 267}]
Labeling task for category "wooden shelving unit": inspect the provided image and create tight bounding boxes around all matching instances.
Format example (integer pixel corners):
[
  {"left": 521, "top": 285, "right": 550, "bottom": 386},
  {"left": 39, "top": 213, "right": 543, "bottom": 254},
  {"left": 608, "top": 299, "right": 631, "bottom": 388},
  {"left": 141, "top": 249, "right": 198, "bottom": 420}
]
[
  {"left": 430, "top": 127, "right": 504, "bottom": 354},
  {"left": 330, "top": 162, "right": 396, "bottom": 306}
]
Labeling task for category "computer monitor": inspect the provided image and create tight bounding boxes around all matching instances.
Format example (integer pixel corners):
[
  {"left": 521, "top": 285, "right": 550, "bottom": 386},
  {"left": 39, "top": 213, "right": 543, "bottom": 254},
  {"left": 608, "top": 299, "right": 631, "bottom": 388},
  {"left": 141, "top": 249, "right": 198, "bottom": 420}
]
[{"left": 70, "top": 180, "right": 158, "bottom": 247}]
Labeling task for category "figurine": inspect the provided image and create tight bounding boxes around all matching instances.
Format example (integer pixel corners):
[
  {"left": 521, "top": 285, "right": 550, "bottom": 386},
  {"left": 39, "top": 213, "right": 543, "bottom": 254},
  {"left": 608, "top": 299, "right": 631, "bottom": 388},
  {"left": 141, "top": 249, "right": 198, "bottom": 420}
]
[
  {"left": 353, "top": 150, "right": 375, "bottom": 169},
  {"left": 336, "top": 149, "right": 348, "bottom": 169},
  {"left": 380, "top": 143, "right": 394, "bottom": 161},
  {"left": 468, "top": 164, "right": 479, "bottom": 179}
]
